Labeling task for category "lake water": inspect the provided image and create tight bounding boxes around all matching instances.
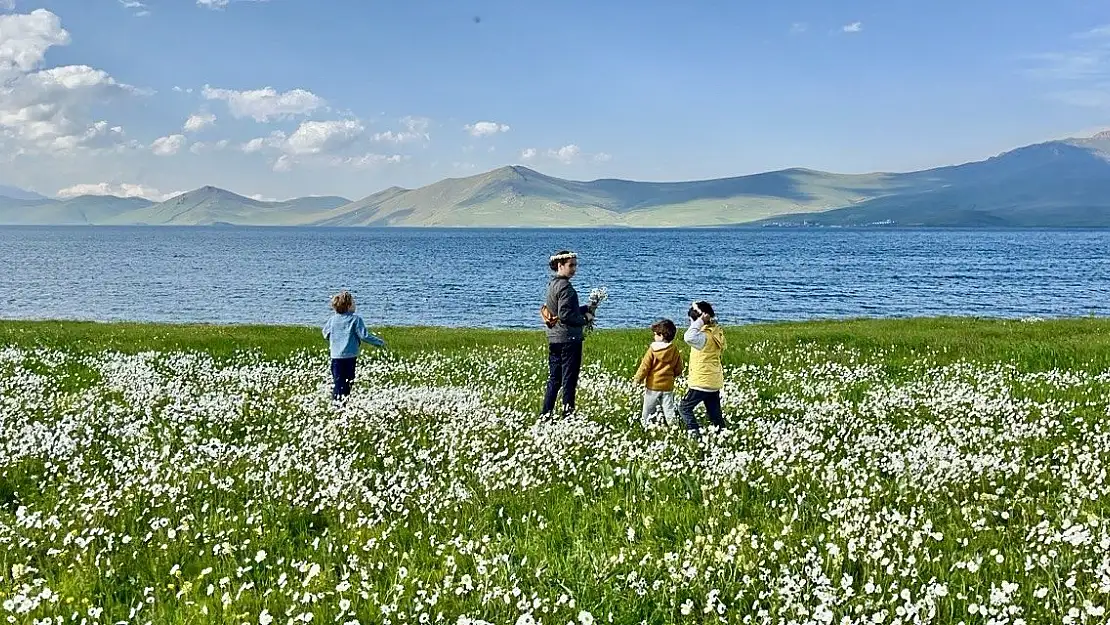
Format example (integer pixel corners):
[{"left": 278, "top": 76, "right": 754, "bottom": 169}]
[{"left": 1, "top": 226, "right": 1107, "bottom": 328}]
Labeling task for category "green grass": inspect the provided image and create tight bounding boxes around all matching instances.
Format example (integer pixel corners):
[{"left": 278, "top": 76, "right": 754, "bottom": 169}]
[
  {"left": 4, "top": 316, "right": 1110, "bottom": 370},
  {"left": 2, "top": 317, "right": 1110, "bottom": 624}
]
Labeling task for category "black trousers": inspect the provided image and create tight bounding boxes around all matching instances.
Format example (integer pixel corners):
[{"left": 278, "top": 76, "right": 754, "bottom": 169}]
[
  {"left": 679, "top": 389, "right": 725, "bottom": 432},
  {"left": 331, "top": 357, "right": 357, "bottom": 399},
  {"left": 542, "top": 341, "right": 583, "bottom": 415}
]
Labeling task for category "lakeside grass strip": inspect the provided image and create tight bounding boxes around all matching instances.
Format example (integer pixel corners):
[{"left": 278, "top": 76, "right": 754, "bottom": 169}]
[{"left": 3, "top": 317, "right": 1110, "bottom": 370}]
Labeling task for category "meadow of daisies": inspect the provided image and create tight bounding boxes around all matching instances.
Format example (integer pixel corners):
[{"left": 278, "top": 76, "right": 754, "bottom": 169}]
[{"left": 2, "top": 318, "right": 1110, "bottom": 625}]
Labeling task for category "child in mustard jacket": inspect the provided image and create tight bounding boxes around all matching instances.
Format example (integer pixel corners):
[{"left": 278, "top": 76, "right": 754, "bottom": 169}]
[{"left": 633, "top": 318, "right": 684, "bottom": 427}]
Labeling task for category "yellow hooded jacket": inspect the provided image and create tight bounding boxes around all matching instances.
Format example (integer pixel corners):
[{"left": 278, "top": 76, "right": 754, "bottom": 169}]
[{"left": 686, "top": 323, "right": 726, "bottom": 391}]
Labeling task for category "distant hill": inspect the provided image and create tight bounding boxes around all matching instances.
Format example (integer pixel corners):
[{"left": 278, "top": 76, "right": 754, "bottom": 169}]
[
  {"left": 110, "top": 187, "right": 351, "bottom": 226},
  {"left": 5, "top": 133, "right": 1110, "bottom": 227},
  {"left": 0, "top": 195, "right": 153, "bottom": 225},
  {"left": 0, "top": 187, "right": 350, "bottom": 226},
  {"left": 754, "top": 133, "right": 1110, "bottom": 227},
  {"left": 313, "top": 165, "right": 911, "bottom": 227},
  {"left": 314, "top": 133, "right": 1110, "bottom": 228},
  {"left": 0, "top": 184, "right": 48, "bottom": 201}
]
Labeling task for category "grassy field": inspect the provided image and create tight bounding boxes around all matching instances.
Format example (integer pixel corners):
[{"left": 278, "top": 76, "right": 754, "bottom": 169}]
[
  {"left": 2, "top": 318, "right": 1110, "bottom": 624},
  {"left": 4, "top": 316, "right": 1110, "bottom": 368}
]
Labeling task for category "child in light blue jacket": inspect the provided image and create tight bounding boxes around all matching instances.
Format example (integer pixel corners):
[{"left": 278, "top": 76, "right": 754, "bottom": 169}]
[{"left": 322, "top": 290, "right": 385, "bottom": 400}]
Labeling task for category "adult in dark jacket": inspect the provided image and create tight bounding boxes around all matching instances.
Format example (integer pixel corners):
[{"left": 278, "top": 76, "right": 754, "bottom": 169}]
[{"left": 542, "top": 250, "right": 595, "bottom": 416}]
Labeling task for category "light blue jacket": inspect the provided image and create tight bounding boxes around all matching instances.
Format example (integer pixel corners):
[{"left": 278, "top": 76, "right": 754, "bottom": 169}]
[{"left": 322, "top": 313, "right": 385, "bottom": 359}]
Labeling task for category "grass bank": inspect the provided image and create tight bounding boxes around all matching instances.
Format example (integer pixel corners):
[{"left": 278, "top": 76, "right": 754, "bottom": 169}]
[{"left": 3, "top": 316, "right": 1110, "bottom": 370}]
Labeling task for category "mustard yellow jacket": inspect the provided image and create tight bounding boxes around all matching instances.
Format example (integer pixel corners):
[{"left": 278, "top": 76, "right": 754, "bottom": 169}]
[{"left": 633, "top": 341, "right": 684, "bottom": 391}]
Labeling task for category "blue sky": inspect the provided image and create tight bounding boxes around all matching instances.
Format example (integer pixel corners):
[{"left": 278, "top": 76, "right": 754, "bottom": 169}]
[{"left": 0, "top": 0, "right": 1107, "bottom": 201}]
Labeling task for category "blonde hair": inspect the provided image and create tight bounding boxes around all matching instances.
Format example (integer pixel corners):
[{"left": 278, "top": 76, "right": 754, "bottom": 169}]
[{"left": 330, "top": 290, "right": 355, "bottom": 314}]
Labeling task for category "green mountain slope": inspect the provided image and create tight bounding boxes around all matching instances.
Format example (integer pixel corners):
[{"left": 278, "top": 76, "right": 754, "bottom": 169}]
[
  {"left": 316, "top": 132, "right": 1110, "bottom": 228},
  {"left": 755, "top": 137, "right": 1110, "bottom": 227},
  {"left": 0, "top": 195, "right": 153, "bottom": 225},
  {"left": 105, "top": 187, "right": 351, "bottom": 226},
  {"left": 312, "top": 165, "right": 924, "bottom": 227}
]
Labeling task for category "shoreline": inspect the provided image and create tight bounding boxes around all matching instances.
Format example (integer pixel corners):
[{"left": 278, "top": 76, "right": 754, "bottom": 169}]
[
  {"left": 0, "top": 313, "right": 1101, "bottom": 329},
  {"left": 5, "top": 223, "right": 1110, "bottom": 230}
]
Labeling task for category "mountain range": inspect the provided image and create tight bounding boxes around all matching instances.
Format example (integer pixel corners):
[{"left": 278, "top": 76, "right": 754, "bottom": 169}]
[{"left": 4, "top": 132, "right": 1110, "bottom": 227}]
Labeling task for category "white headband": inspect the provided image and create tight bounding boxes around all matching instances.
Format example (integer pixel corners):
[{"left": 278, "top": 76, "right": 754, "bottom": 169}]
[
  {"left": 549, "top": 252, "right": 578, "bottom": 262},
  {"left": 691, "top": 301, "right": 708, "bottom": 317}
]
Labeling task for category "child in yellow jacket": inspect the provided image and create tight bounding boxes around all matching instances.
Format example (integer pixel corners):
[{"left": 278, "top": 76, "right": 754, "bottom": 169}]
[
  {"left": 679, "top": 300, "right": 727, "bottom": 435},
  {"left": 633, "top": 319, "right": 684, "bottom": 427}
]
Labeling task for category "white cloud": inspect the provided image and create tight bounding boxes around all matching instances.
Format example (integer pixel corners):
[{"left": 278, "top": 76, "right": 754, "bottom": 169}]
[
  {"left": 548, "top": 144, "right": 581, "bottom": 164},
  {"left": 402, "top": 115, "right": 429, "bottom": 133},
  {"left": 0, "top": 12, "right": 145, "bottom": 156},
  {"left": 790, "top": 22, "right": 808, "bottom": 34},
  {"left": 273, "top": 152, "right": 405, "bottom": 173},
  {"left": 284, "top": 119, "right": 363, "bottom": 155},
  {"left": 56, "top": 182, "right": 180, "bottom": 202},
  {"left": 38, "top": 121, "right": 131, "bottom": 153},
  {"left": 272, "top": 153, "right": 293, "bottom": 172},
  {"left": 239, "top": 130, "right": 285, "bottom": 153},
  {"left": 239, "top": 119, "right": 402, "bottom": 171},
  {"left": 201, "top": 84, "right": 324, "bottom": 122},
  {"left": 372, "top": 115, "right": 430, "bottom": 144},
  {"left": 150, "top": 134, "right": 186, "bottom": 156},
  {"left": 464, "top": 121, "right": 510, "bottom": 137},
  {"left": 0, "top": 14, "right": 144, "bottom": 156},
  {"left": 183, "top": 112, "right": 216, "bottom": 132},
  {"left": 332, "top": 153, "right": 405, "bottom": 169},
  {"left": 0, "top": 9, "right": 70, "bottom": 76},
  {"left": 1076, "top": 25, "right": 1110, "bottom": 40},
  {"left": 372, "top": 130, "right": 411, "bottom": 144},
  {"left": 0, "top": 1, "right": 15, "bottom": 11},
  {"left": 190, "top": 138, "right": 229, "bottom": 154},
  {"left": 118, "top": 1, "right": 148, "bottom": 16},
  {"left": 196, "top": 0, "right": 270, "bottom": 8},
  {"left": 27, "top": 65, "right": 139, "bottom": 92},
  {"left": 521, "top": 144, "right": 608, "bottom": 165},
  {"left": 842, "top": 21, "right": 862, "bottom": 33}
]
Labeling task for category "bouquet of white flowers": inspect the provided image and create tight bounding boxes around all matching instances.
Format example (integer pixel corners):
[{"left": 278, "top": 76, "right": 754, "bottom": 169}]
[{"left": 584, "top": 286, "right": 608, "bottom": 334}]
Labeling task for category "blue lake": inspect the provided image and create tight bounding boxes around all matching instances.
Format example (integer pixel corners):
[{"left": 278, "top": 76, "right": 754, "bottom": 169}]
[{"left": 1, "top": 226, "right": 1107, "bottom": 328}]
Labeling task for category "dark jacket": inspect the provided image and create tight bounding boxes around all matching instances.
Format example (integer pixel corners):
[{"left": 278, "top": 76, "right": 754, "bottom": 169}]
[{"left": 545, "top": 276, "right": 590, "bottom": 343}]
